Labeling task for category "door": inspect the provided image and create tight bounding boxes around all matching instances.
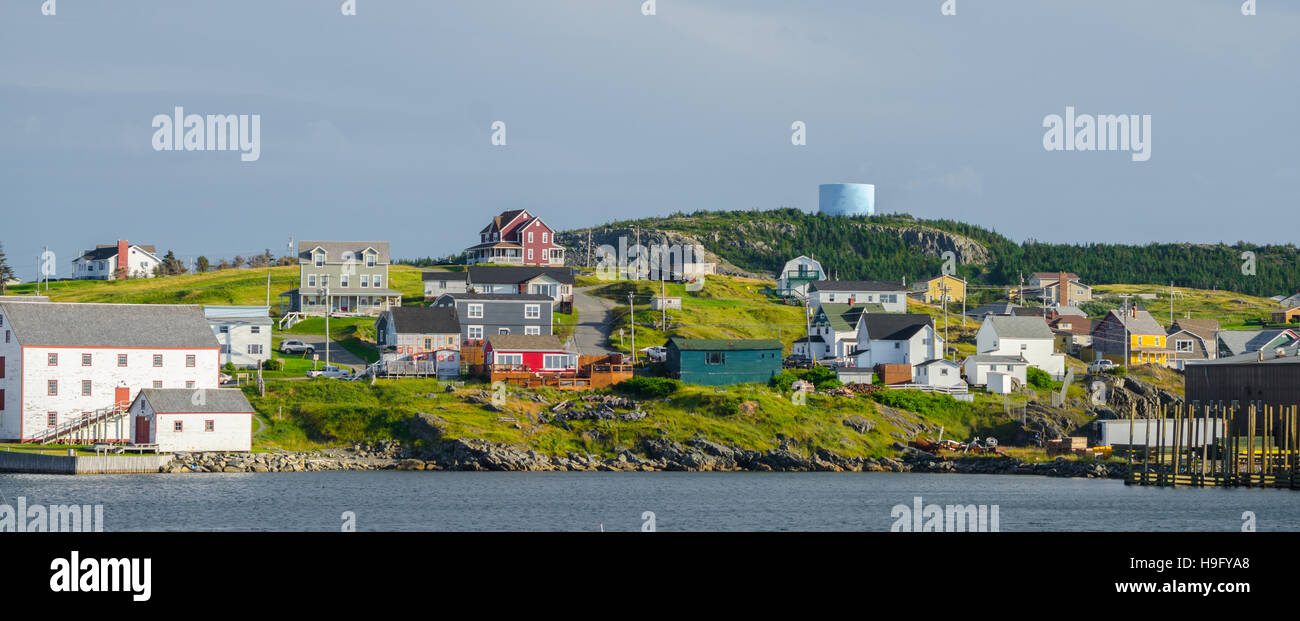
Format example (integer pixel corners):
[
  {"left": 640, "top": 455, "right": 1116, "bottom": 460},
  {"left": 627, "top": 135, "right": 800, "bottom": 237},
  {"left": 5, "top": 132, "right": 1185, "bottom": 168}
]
[
  {"left": 115, "top": 387, "right": 131, "bottom": 411},
  {"left": 135, "top": 417, "right": 150, "bottom": 444}
]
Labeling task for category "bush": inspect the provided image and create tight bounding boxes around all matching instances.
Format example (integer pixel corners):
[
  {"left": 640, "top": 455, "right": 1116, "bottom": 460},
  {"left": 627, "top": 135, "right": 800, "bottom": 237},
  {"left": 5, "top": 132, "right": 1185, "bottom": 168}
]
[
  {"left": 769, "top": 372, "right": 798, "bottom": 391},
  {"left": 615, "top": 376, "right": 682, "bottom": 399},
  {"left": 769, "top": 367, "right": 841, "bottom": 391},
  {"left": 223, "top": 362, "right": 237, "bottom": 373},
  {"left": 1026, "top": 367, "right": 1060, "bottom": 390},
  {"left": 1104, "top": 366, "right": 1127, "bottom": 376},
  {"left": 262, "top": 358, "right": 284, "bottom": 371}
]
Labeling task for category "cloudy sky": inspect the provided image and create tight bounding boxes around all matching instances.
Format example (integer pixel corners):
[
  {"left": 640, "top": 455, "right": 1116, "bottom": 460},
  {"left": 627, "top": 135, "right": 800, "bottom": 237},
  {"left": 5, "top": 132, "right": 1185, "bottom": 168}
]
[{"left": 1, "top": 0, "right": 1296, "bottom": 278}]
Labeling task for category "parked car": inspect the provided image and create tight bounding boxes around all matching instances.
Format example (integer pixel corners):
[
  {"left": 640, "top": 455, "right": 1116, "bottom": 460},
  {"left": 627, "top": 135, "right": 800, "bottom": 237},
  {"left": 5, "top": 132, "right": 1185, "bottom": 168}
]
[
  {"left": 640, "top": 346, "right": 667, "bottom": 363},
  {"left": 784, "top": 354, "right": 813, "bottom": 369},
  {"left": 1087, "top": 359, "right": 1116, "bottom": 374},
  {"left": 280, "top": 340, "right": 315, "bottom": 355},
  {"left": 307, "top": 365, "right": 350, "bottom": 379}
]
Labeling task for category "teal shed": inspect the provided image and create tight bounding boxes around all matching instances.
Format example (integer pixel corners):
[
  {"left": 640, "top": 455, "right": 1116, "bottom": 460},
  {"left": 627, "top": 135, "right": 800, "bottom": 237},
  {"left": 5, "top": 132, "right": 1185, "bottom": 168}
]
[{"left": 665, "top": 337, "right": 784, "bottom": 386}]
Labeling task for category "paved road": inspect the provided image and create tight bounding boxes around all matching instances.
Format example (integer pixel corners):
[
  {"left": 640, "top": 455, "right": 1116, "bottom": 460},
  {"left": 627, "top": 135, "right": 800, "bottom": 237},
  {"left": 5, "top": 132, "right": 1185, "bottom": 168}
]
[
  {"left": 296, "top": 338, "right": 368, "bottom": 368},
  {"left": 571, "top": 287, "right": 618, "bottom": 356}
]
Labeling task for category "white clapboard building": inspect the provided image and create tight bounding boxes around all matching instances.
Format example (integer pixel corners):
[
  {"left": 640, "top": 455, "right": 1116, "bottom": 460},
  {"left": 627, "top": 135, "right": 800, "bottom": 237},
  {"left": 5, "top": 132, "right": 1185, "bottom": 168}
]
[
  {"left": 205, "top": 305, "right": 272, "bottom": 369},
  {"left": 0, "top": 302, "right": 220, "bottom": 443},
  {"left": 129, "top": 388, "right": 254, "bottom": 452}
]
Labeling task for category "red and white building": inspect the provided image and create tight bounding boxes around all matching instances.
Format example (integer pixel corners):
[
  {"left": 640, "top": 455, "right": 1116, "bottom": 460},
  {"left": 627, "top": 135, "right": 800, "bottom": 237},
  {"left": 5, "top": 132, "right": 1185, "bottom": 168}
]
[
  {"left": 129, "top": 388, "right": 253, "bottom": 452},
  {"left": 484, "top": 334, "right": 576, "bottom": 373},
  {"left": 465, "top": 209, "right": 565, "bottom": 266},
  {"left": 71, "top": 240, "right": 162, "bottom": 280},
  {"left": 0, "top": 301, "right": 220, "bottom": 443}
]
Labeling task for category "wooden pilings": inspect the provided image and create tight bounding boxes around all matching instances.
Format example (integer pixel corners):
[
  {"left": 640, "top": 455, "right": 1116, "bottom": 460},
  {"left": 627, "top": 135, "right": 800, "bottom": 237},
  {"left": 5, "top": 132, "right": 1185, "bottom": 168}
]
[{"left": 1125, "top": 401, "right": 1300, "bottom": 490}]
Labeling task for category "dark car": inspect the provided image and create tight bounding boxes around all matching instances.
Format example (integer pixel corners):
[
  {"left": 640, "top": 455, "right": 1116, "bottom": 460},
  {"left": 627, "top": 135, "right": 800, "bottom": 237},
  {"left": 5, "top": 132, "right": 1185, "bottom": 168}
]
[{"left": 783, "top": 354, "right": 814, "bottom": 369}]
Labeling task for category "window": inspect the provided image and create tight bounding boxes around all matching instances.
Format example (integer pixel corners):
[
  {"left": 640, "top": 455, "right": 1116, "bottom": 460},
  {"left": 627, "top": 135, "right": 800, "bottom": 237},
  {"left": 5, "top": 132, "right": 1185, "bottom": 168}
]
[
  {"left": 0, "top": 388, "right": 4, "bottom": 410},
  {"left": 205, "top": 420, "right": 215, "bottom": 432},
  {"left": 340, "top": 275, "right": 350, "bottom": 288},
  {"left": 219, "top": 326, "right": 229, "bottom": 333},
  {"left": 467, "top": 304, "right": 483, "bottom": 319},
  {"left": 48, "top": 412, "right": 57, "bottom": 428},
  {"left": 118, "top": 354, "right": 128, "bottom": 367},
  {"left": 314, "top": 252, "right": 325, "bottom": 267},
  {"left": 894, "top": 342, "right": 901, "bottom": 349},
  {"left": 1020, "top": 343, "right": 1028, "bottom": 351},
  {"left": 186, "top": 354, "right": 196, "bottom": 367},
  {"left": 543, "top": 354, "right": 571, "bottom": 369},
  {"left": 524, "top": 304, "right": 540, "bottom": 319},
  {"left": 467, "top": 326, "right": 483, "bottom": 339},
  {"left": 366, "top": 253, "right": 376, "bottom": 268},
  {"left": 361, "top": 275, "right": 369, "bottom": 288},
  {"left": 498, "top": 328, "right": 510, "bottom": 335},
  {"left": 48, "top": 353, "right": 58, "bottom": 366},
  {"left": 153, "top": 381, "right": 163, "bottom": 389},
  {"left": 248, "top": 344, "right": 263, "bottom": 355},
  {"left": 1176, "top": 339, "right": 1194, "bottom": 353},
  {"left": 186, "top": 381, "right": 195, "bottom": 389},
  {"left": 373, "top": 275, "right": 382, "bottom": 288},
  {"left": 496, "top": 353, "right": 523, "bottom": 366},
  {"left": 174, "top": 420, "right": 184, "bottom": 432},
  {"left": 527, "top": 249, "right": 534, "bottom": 260},
  {"left": 321, "top": 274, "right": 329, "bottom": 287},
  {"left": 705, "top": 352, "right": 725, "bottom": 365},
  {"left": 0, "top": 356, "right": 4, "bottom": 379},
  {"left": 153, "top": 354, "right": 163, "bottom": 367},
  {"left": 528, "top": 232, "right": 534, "bottom": 243},
  {"left": 525, "top": 326, "right": 540, "bottom": 336},
  {"left": 82, "top": 353, "right": 92, "bottom": 366},
  {"left": 251, "top": 326, "right": 261, "bottom": 334},
  {"left": 4, "top": 330, "right": 8, "bottom": 343},
  {"left": 48, "top": 380, "right": 58, "bottom": 396},
  {"left": 308, "top": 274, "right": 318, "bottom": 287},
  {"left": 542, "top": 232, "right": 548, "bottom": 243},
  {"left": 81, "top": 380, "right": 92, "bottom": 396}
]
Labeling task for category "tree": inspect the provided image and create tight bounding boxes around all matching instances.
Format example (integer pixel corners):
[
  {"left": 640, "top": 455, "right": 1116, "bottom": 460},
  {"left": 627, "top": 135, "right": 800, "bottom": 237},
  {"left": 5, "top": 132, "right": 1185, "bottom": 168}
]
[
  {"left": 0, "top": 242, "right": 14, "bottom": 295},
  {"left": 159, "top": 250, "right": 185, "bottom": 276},
  {"left": 196, "top": 256, "right": 210, "bottom": 273}
]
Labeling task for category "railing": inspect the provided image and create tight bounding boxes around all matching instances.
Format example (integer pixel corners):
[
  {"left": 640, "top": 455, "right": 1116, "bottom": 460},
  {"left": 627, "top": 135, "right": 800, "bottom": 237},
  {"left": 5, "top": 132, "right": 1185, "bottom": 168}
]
[
  {"left": 278, "top": 312, "right": 304, "bottom": 330},
  {"left": 28, "top": 403, "right": 129, "bottom": 445},
  {"left": 885, "top": 383, "right": 970, "bottom": 395}
]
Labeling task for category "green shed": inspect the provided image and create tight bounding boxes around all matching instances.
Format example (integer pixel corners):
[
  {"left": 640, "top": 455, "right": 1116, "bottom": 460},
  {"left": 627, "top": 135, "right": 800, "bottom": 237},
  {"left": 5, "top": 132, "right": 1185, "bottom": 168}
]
[{"left": 665, "top": 337, "right": 784, "bottom": 386}]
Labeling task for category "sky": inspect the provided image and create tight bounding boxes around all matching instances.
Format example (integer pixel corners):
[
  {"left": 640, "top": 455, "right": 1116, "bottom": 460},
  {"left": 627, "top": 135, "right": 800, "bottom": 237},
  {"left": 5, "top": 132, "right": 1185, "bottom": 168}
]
[{"left": 1, "top": 0, "right": 1296, "bottom": 279}]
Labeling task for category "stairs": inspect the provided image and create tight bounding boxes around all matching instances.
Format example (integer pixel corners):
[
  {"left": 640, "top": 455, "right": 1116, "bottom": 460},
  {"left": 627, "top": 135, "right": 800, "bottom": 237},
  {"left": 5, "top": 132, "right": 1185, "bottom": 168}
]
[
  {"left": 278, "top": 312, "right": 304, "bottom": 330},
  {"left": 29, "top": 403, "right": 129, "bottom": 445}
]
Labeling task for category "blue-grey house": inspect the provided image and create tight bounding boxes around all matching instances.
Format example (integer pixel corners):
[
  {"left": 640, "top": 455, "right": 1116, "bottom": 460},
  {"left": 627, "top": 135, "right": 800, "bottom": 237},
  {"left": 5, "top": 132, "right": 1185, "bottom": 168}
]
[
  {"left": 432, "top": 292, "right": 553, "bottom": 343},
  {"left": 665, "top": 337, "right": 784, "bottom": 386}
]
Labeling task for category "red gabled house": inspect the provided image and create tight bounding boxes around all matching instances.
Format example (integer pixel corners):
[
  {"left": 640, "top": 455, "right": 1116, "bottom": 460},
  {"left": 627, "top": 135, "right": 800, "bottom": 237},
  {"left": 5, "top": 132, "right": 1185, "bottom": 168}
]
[
  {"left": 465, "top": 209, "right": 565, "bottom": 267},
  {"left": 484, "top": 334, "right": 576, "bottom": 374}
]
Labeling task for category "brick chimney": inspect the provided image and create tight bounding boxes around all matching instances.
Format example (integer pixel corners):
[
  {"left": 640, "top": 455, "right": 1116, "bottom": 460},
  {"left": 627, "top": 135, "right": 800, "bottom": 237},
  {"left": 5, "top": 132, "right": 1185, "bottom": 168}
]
[
  {"left": 116, "top": 240, "right": 128, "bottom": 279},
  {"left": 1058, "top": 272, "right": 1069, "bottom": 307}
]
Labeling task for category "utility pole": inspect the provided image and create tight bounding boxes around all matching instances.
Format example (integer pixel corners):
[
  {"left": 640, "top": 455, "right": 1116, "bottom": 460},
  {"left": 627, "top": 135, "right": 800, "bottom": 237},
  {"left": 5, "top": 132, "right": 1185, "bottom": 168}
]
[
  {"left": 628, "top": 292, "right": 636, "bottom": 365},
  {"left": 266, "top": 270, "right": 271, "bottom": 306},
  {"left": 805, "top": 297, "right": 817, "bottom": 365},
  {"left": 1118, "top": 294, "right": 1134, "bottom": 371},
  {"left": 661, "top": 275, "right": 667, "bottom": 331},
  {"left": 1169, "top": 281, "right": 1174, "bottom": 327},
  {"left": 320, "top": 285, "right": 331, "bottom": 367},
  {"left": 587, "top": 229, "right": 592, "bottom": 269},
  {"left": 940, "top": 280, "right": 949, "bottom": 360}
]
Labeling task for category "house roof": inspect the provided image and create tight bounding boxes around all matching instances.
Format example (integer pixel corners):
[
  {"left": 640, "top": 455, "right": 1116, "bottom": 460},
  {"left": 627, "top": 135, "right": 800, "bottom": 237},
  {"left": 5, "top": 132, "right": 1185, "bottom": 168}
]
[
  {"left": 966, "top": 302, "right": 1018, "bottom": 317},
  {"left": 1169, "top": 318, "right": 1219, "bottom": 341},
  {"left": 792, "top": 335, "right": 826, "bottom": 344},
  {"left": 1032, "top": 272, "right": 1080, "bottom": 280},
  {"left": 137, "top": 388, "right": 254, "bottom": 414},
  {"left": 487, "top": 334, "right": 569, "bottom": 352},
  {"left": 203, "top": 306, "right": 270, "bottom": 320},
  {"left": 859, "top": 313, "right": 933, "bottom": 341},
  {"left": 78, "top": 244, "right": 158, "bottom": 261},
  {"left": 985, "top": 316, "right": 1054, "bottom": 340},
  {"left": 468, "top": 265, "right": 574, "bottom": 285},
  {"left": 388, "top": 306, "right": 460, "bottom": 335},
  {"left": 811, "top": 280, "right": 905, "bottom": 292},
  {"left": 1050, "top": 316, "right": 1094, "bottom": 335},
  {"left": 0, "top": 302, "right": 219, "bottom": 348},
  {"left": 1099, "top": 309, "right": 1165, "bottom": 336},
  {"left": 917, "top": 358, "right": 961, "bottom": 367},
  {"left": 1192, "top": 343, "right": 1300, "bottom": 366},
  {"left": 298, "top": 241, "right": 390, "bottom": 264},
  {"left": 965, "top": 354, "right": 1028, "bottom": 365},
  {"left": 421, "top": 270, "right": 468, "bottom": 282},
  {"left": 1216, "top": 329, "right": 1297, "bottom": 355},
  {"left": 668, "top": 337, "right": 783, "bottom": 351},
  {"left": 479, "top": 209, "right": 530, "bottom": 235},
  {"left": 817, "top": 304, "right": 875, "bottom": 332},
  {"left": 437, "top": 292, "right": 554, "bottom": 303}
]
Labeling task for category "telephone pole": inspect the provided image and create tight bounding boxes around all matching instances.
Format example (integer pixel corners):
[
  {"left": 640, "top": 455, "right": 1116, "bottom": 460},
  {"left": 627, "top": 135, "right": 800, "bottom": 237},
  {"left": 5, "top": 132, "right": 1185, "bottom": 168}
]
[{"left": 628, "top": 292, "right": 636, "bottom": 365}]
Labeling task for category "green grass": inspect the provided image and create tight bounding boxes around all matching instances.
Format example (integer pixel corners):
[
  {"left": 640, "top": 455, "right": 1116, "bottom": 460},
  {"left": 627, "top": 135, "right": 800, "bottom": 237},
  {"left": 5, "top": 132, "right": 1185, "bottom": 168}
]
[
  {"left": 1091, "top": 284, "right": 1279, "bottom": 329},
  {"left": 279, "top": 316, "right": 380, "bottom": 364}
]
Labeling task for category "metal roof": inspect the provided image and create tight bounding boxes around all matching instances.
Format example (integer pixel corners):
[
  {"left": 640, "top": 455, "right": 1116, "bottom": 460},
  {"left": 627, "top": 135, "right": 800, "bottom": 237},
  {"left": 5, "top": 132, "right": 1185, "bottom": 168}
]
[
  {"left": 668, "top": 337, "right": 783, "bottom": 351},
  {"left": 298, "top": 241, "right": 390, "bottom": 264},
  {"left": 388, "top": 306, "right": 460, "bottom": 335},
  {"left": 487, "top": 334, "right": 570, "bottom": 352},
  {"left": 137, "top": 388, "right": 254, "bottom": 414},
  {"left": 0, "top": 302, "right": 219, "bottom": 348},
  {"left": 859, "top": 313, "right": 933, "bottom": 341},
  {"left": 811, "top": 280, "right": 905, "bottom": 292},
  {"left": 985, "top": 316, "right": 1054, "bottom": 340}
]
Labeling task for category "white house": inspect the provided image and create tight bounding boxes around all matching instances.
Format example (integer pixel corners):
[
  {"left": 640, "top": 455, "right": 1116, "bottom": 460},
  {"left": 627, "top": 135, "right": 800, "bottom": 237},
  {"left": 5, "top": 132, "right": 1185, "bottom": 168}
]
[
  {"left": 205, "top": 306, "right": 272, "bottom": 369},
  {"left": 963, "top": 354, "right": 1028, "bottom": 388},
  {"left": 129, "top": 388, "right": 253, "bottom": 452},
  {"left": 467, "top": 265, "right": 575, "bottom": 306},
  {"left": 0, "top": 302, "right": 220, "bottom": 443},
  {"left": 71, "top": 240, "right": 162, "bottom": 280},
  {"left": 375, "top": 306, "right": 461, "bottom": 357},
  {"left": 809, "top": 280, "right": 907, "bottom": 312},
  {"left": 792, "top": 304, "right": 872, "bottom": 363},
  {"left": 422, "top": 271, "right": 469, "bottom": 298},
  {"left": 852, "top": 314, "right": 944, "bottom": 369},
  {"left": 975, "top": 316, "right": 1065, "bottom": 379},
  {"left": 776, "top": 256, "right": 824, "bottom": 299},
  {"left": 915, "top": 358, "right": 964, "bottom": 389}
]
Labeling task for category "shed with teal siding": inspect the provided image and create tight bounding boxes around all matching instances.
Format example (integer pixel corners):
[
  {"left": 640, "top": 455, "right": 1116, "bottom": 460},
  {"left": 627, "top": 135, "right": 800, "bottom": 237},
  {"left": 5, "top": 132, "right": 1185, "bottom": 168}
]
[{"left": 665, "top": 337, "right": 784, "bottom": 386}]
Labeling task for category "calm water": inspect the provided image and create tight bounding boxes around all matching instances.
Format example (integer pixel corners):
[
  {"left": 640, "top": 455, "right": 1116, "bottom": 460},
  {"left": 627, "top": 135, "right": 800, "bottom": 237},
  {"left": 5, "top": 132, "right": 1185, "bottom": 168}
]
[{"left": 1, "top": 471, "right": 1297, "bottom": 532}]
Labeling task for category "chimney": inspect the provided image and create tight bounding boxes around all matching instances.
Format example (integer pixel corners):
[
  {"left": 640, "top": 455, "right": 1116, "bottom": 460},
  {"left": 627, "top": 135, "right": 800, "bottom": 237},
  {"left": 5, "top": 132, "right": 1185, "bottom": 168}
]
[
  {"left": 1058, "top": 273, "right": 1069, "bottom": 307},
  {"left": 116, "top": 240, "right": 129, "bottom": 279}
]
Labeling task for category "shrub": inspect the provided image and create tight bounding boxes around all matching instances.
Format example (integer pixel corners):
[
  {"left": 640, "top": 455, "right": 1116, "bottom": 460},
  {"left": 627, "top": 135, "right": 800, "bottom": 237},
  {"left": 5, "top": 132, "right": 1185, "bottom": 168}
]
[
  {"left": 262, "top": 358, "right": 284, "bottom": 371},
  {"left": 223, "top": 362, "right": 237, "bottom": 373},
  {"left": 1026, "top": 367, "right": 1059, "bottom": 390},
  {"left": 1104, "top": 366, "right": 1127, "bottom": 376},
  {"left": 769, "top": 372, "right": 798, "bottom": 391},
  {"left": 615, "top": 376, "right": 682, "bottom": 399}
]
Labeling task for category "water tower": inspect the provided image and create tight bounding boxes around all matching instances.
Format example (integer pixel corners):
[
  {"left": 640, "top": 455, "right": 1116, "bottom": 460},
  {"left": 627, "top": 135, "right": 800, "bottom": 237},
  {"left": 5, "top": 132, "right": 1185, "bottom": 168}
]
[{"left": 818, "top": 183, "right": 875, "bottom": 216}]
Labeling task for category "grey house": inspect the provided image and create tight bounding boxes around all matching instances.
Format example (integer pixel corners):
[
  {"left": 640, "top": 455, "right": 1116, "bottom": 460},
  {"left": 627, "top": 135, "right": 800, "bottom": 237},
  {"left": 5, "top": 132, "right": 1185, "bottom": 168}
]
[
  {"left": 432, "top": 292, "right": 553, "bottom": 342},
  {"left": 279, "top": 241, "right": 402, "bottom": 316},
  {"left": 205, "top": 305, "right": 273, "bottom": 369},
  {"left": 422, "top": 271, "right": 469, "bottom": 298}
]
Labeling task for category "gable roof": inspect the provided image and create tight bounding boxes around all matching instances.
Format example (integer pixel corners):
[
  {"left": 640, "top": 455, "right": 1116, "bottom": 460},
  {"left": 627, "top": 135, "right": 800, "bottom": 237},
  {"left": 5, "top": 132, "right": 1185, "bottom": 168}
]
[
  {"left": 859, "top": 313, "right": 933, "bottom": 341},
  {"left": 1050, "top": 316, "right": 1094, "bottom": 335},
  {"left": 388, "top": 306, "right": 460, "bottom": 335},
  {"left": 812, "top": 280, "right": 905, "bottom": 292},
  {"left": 435, "top": 292, "right": 554, "bottom": 303},
  {"left": 421, "top": 270, "right": 468, "bottom": 282},
  {"left": 1099, "top": 309, "right": 1165, "bottom": 336},
  {"left": 1216, "top": 329, "right": 1297, "bottom": 355},
  {"left": 1032, "top": 272, "right": 1080, "bottom": 281},
  {"left": 1194, "top": 343, "right": 1300, "bottom": 366},
  {"left": 817, "top": 304, "right": 876, "bottom": 332},
  {"left": 985, "top": 316, "right": 1054, "bottom": 340},
  {"left": 298, "top": 241, "right": 390, "bottom": 264},
  {"left": 668, "top": 337, "right": 783, "bottom": 351},
  {"left": 967, "top": 302, "right": 1018, "bottom": 317},
  {"left": 137, "top": 388, "right": 254, "bottom": 414},
  {"left": 0, "top": 302, "right": 219, "bottom": 348},
  {"left": 468, "top": 265, "right": 574, "bottom": 285},
  {"left": 78, "top": 244, "right": 158, "bottom": 262},
  {"left": 1169, "top": 318, "right": 1219, "bottom": 341},
  {"left": 965, "top": 354, "right": 1028, "bottom": 365},
  {"left": 487, "top": 334, "right": 569, "bottom": 352},
  {"left": 480, "top": 209, "right": 530, "bottom": 235}
]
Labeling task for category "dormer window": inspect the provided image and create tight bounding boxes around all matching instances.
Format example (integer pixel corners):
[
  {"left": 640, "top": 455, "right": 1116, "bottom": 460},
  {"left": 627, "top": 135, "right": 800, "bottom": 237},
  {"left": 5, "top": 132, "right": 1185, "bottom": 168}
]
[
  {"left": 365, "top": 251, "right": 376, "bottom": 268},
  {"left": 314, "top": 251, "right": 325, "bottom": 267}
]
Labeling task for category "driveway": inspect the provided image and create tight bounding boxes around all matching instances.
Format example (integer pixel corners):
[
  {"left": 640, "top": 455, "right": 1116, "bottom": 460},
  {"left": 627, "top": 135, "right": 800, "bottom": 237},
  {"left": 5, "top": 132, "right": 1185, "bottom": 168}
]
[
  {"left": 571, "top": 287, "right": 619, "bottom": 356},
  {"left": 296, "top": 338, "right": 367, "bottom": 368}
]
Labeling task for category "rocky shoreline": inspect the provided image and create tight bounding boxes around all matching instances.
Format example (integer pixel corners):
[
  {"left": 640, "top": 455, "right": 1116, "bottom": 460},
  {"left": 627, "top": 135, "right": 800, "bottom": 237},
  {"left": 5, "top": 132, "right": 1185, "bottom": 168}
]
[{"left": 161, "top": 437, "right": 1127, "bottom": 479}]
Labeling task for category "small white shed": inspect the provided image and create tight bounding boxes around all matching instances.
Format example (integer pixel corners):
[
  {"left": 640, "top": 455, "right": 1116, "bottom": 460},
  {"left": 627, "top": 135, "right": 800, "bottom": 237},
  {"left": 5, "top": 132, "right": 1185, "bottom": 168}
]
[{"left": 129, "top": 388, "right": 254, "bottom": 453}]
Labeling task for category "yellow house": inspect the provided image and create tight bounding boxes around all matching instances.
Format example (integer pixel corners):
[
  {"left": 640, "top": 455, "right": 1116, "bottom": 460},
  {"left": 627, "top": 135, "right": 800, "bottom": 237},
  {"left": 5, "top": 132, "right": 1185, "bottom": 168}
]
[
  {"left": 915, "top": 274, "right": 966, "bottom": 304},
  {"left": 1093, "top": 308, "right": 1171, "bottom": 367}
]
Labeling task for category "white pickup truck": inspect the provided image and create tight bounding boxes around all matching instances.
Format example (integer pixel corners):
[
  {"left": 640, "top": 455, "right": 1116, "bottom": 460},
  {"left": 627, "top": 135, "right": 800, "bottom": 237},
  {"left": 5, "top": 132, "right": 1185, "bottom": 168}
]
[{"left": 307, "top": 365, "right": 350, "bottom": 379}]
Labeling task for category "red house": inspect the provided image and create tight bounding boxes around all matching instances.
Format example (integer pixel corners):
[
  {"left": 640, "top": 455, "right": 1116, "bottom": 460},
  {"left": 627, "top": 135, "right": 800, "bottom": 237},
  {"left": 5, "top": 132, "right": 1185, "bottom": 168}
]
[
  {"left": 465, "top": 209, "right": 565, "bottom": 266},
  {"left": 484, "top": 335, "right": 576, "bottom": 373}
]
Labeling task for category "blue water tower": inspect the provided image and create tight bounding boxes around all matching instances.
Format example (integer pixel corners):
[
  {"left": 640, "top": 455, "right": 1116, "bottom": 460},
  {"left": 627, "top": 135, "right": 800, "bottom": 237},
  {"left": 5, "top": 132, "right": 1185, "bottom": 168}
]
[{"left": 818, "top": 183, "right": 875, "bottom": 216}]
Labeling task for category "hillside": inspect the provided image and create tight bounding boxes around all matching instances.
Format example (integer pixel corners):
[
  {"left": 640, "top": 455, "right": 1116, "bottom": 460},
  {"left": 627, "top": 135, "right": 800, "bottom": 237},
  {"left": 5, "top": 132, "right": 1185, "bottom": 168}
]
[{"left": 560, "top": 209, "right": 1300, "bottom": 298}]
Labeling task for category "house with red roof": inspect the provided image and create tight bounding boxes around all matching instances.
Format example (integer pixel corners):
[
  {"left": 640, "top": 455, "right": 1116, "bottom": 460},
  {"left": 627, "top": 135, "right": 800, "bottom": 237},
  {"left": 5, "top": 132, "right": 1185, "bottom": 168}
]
[{"left": 466, "top": 209, "right": 565, "bottom": 267}]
